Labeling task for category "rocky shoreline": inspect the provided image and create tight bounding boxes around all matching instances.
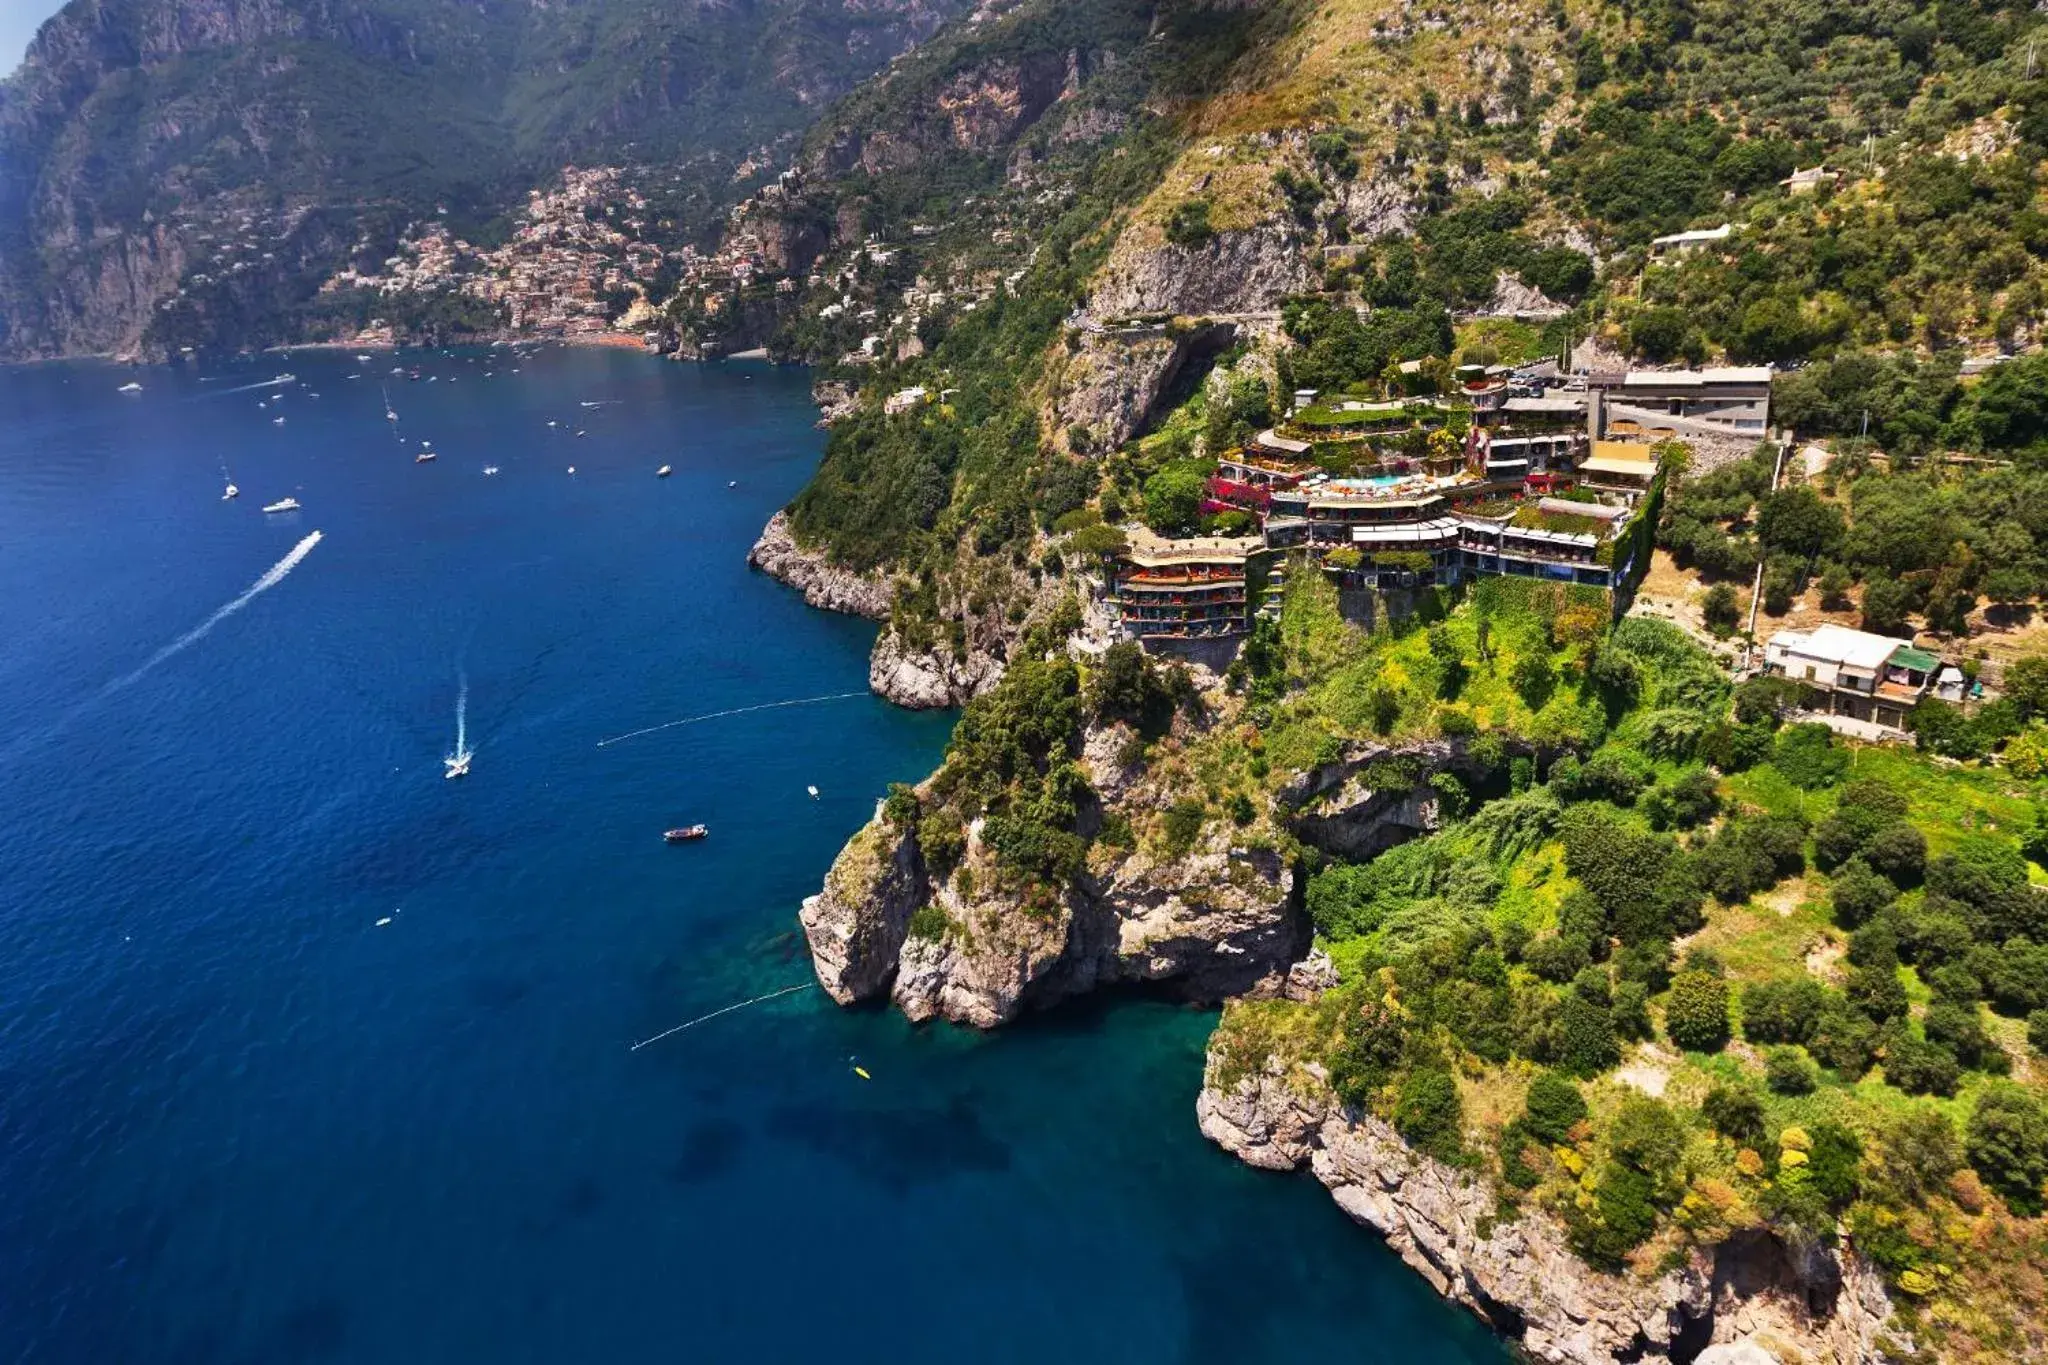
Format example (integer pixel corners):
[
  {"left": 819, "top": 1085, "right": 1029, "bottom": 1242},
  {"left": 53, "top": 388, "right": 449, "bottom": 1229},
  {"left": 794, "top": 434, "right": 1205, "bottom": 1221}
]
[
  {"left": 744, "top": 509, "right": 1015, "bottom": 710},
  {"left": 1198, "top": 1062, "right": 1901, "bottom": 1365}
]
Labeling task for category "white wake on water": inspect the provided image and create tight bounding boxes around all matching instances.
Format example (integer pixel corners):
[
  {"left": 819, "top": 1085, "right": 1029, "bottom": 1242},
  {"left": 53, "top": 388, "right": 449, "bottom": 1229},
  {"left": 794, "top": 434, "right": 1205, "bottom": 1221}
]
[{"left": 105, "top": 531, "right": 324, "bottom": 695}]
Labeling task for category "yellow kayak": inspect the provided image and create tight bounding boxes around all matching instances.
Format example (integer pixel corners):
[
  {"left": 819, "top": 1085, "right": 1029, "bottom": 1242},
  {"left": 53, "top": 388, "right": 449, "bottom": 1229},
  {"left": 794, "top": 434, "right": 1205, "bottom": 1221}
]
[{"left": 853, "top": 1066, "right": 871, "bottom": 1080}]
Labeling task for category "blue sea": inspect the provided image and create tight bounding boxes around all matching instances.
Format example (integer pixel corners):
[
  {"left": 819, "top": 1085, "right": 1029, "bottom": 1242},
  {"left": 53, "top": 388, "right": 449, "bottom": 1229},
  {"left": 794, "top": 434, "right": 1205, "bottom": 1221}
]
[{"left": 0, "top": 347, "right": 1504, "bottom": 1365}]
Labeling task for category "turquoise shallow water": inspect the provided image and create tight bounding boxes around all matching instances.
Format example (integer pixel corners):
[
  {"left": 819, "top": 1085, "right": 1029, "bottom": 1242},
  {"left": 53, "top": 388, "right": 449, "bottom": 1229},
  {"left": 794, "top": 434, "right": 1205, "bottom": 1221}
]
[{"left": 0, "top": 346, "right": 1505, "bottom": 1365}]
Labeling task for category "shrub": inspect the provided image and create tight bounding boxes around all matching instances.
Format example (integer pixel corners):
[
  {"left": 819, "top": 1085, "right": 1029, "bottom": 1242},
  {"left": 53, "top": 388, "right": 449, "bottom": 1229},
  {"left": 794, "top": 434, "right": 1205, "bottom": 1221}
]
[
  {"left": 883, "top": 783, "right": 920, "bottom": 827},
  {"left": 1665, "top": 969, "right": 1731, "bottom": 1051},
  {"left": 1522, "top": 1071, "right": 1590, "bottom": 1144},
  {"left": 1556, "top": 991, "right": 1622, "bottom": 1076},
  {"left": 1805, "top": 1121, "right": 1863, "bottom": 1209},
  {"left": 1967, "top": 1083, "right": 2048, "bottom": 1216},
  {"left": 1702, "top": 1084, "right": 1766, "bottom": 1146},
  {"left": 1609, "top": 1094, "right": 1687, "bottom": 1179},
  {"left": 919, "top": 811, "right": 967, "bottom": 878},
  {"left": 1161, "top": 799, "right": 1206, "bottom": 856},
  {"left": 1766, "top": 1046, "right": 1820, "bottom": 1095},
  {"left": 1394, "top": 1066, "right": 1466, "bottom": 1162},
  {"left": 1643, "top": 768, "right": 1720, "bottom": 830},
  {"left": 1572, "top": 1163, "right": 1658, "bottom": 1270},
  {"left": 1885, "top": 1036, "right": 1961, "bottom": 1097},
  {"left": 907, "top": 903, "right": 951, "bottom": 941},
  {"left": 1773, "top": 723, "right": 1849, "bottom": 789},
  {"left": 1701, "top": 583, "right": 1740, "bottom": 635},
  {"left": 1743, "top": 978, "right": 1825, "bottom": 1044},
  {"left": 2028, "top": 1008, "right": 2048, "bottom": 1055},
  {"left": 1924, "top": 1001, "right": 2001, "bottom": 1070},
  {"left": 1165, "top": 198, "right": 1215, "bottom": 247}
]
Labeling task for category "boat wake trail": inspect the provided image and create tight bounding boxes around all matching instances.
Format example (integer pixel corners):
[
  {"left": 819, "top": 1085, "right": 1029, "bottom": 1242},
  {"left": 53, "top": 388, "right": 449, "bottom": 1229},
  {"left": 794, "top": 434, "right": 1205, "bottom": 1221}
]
[
  {"left": 629, "top": 981, "right": 812, "bottom": 1051},
  {"left": 595, "top": 690, "right": 867, "bottom": 749},
  {"left": 105, "top": 531, "right": 325, "bottom": 695},
  {"left": 203, "top": 376, "right": 295, "bottom": 398}
]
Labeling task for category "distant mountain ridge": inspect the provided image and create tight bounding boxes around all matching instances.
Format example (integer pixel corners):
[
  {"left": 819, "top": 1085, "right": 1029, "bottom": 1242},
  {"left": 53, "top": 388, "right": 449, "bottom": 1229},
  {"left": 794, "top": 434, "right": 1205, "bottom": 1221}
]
[{"left": 0, "top": 0, "right": 968, "bottom": 356}]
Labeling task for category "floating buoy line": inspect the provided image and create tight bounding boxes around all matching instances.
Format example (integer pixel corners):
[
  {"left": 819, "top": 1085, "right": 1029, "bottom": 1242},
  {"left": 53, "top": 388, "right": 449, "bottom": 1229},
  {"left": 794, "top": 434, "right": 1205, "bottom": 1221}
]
[
  {"left": 627, "top": 981, "right": 812, "bottom": 1052},
  {"left": 596, "top": 690, "right": 867, "bottom": 749}
]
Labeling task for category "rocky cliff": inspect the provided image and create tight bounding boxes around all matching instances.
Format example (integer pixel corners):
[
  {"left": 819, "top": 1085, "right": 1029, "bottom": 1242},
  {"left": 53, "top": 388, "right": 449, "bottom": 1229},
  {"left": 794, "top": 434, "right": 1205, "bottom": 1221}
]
[
  {"left": 747, "top": 511, "right": 895, "bottom": 620},
  {"left": 1198, "top": 1063, "right": 1903, "bottom": 1365},
  {"left": 799, "top": 731, "right": 1507, "bottom": 1026}
]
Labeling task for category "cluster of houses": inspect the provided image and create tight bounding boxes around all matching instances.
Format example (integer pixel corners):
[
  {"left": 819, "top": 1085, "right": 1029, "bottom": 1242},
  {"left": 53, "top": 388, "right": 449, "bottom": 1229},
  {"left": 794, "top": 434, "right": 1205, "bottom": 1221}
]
[
  {"left": 1106, "top": 364, "right": 1767, "bottom": 646},
  {"left": 324, "top": 167, "right": 686, "bottom": 338}
]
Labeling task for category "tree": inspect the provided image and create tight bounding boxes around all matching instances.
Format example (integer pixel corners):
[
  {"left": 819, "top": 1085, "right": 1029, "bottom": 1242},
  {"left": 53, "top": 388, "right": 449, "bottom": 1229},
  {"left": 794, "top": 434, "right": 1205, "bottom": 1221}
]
[
  {"left": 1630, "top": 305, "right": 1693, "bottom": 362},
  {"left": 1756, "top": 487, "right": 1845, "bottom": 559},
  {"left": 1968, "top": 1083, "right": 2048, "bottom": 1215},
  {"left": 2006, "top": 655, "right": 2048, "bottom": 720},
  {"left": 1860, "top": 576, "right": 1913, "bottom": 634},
  {"left": 1165, "top": 198, "right": 1215, "bottom": 248},
  {"left": 1702, "top": 583, "right": 1740, "bottom": 635},
  {"left": 1512, "top": 651, "right": 1555, "bottom": 710},
  {"left": 1666, "top": 969, "right": 1731, "bottom": 1051},
  {"left": 1702, "top": 1084, "right": 1766, "bottom": 1145},
  {"left": 1142, "top": 467, "right": 1206, "bottom": 534},
  {"left": 1863, "top": 825, "right": 1927, "bottom": 885},
  {"left": 1830, "top": 859, "right": 1898, "bottom": 929}
]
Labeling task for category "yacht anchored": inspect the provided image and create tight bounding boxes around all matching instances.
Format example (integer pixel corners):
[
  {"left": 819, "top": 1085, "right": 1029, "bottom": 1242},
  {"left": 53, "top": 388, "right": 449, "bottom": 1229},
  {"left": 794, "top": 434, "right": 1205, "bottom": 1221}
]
[
  {"left": 663, "top": 825, "right": 707, "bottom": 843},
  {"left": 656, "top": 465, "right": 672, "bottom": 478},
  {"left": 262, "top": 497, "right": 300, "bottom": 513}
]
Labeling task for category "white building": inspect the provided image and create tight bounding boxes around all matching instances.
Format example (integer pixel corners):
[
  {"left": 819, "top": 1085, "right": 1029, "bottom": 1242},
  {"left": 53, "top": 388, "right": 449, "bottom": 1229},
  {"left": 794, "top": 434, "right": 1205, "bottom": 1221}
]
[{"left": 1762, "top": 624, "right": 1941, "bottom": 731}]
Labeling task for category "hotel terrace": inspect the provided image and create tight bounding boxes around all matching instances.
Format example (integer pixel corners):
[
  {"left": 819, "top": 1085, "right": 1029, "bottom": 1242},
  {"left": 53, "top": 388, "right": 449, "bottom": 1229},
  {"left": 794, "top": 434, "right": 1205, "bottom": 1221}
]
[{"left": 1106, "top": 366, "right": 1695, "bottom": 649}]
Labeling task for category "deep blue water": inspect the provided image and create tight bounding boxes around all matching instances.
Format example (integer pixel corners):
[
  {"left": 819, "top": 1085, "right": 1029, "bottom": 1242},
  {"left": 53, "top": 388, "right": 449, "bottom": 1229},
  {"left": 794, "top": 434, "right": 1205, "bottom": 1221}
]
[{"left": 0, "top": 346, "right": 1504, "bottom": 1365}]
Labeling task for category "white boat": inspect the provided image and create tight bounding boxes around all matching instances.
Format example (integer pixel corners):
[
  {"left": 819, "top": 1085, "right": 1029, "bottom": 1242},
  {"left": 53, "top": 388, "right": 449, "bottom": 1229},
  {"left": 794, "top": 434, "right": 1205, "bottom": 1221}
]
[
  {"left": 117, "top": 381, "right": 143, "bottom": 393},
  {"left": 443, "top": 751, "right": 471, "bottom": 780},
  {"left": 727, "top": 480, "right": 737, "bottom": 488},
  {"left": 272, "top": 416, "right": 286, "bottom": 425},
  {"left": 416, "top": 451, "right": 437, "bottom": 463},
  {"left": 483, "top": 465, "right": 500, "bottom": 476},
  {"left": 262, "top": 497, "right": 300, "bottom": 513},
  {"left": 274, "top": 372, "right": 296, "bottom": 383},
  {"left": 567, "top": 466, "right": 576, "bottom": 475},
  {"left": 656, "top": 465, "right": 672, "bottom": 478},
  {"left": 356, "top": 354, "right": 372, "bottom": 362},
  {"left": 222, "top": 483, "right": 239, "bottom": 500},
  {"left": 807, "top": 784, "right": 819, "bottom": 799}
]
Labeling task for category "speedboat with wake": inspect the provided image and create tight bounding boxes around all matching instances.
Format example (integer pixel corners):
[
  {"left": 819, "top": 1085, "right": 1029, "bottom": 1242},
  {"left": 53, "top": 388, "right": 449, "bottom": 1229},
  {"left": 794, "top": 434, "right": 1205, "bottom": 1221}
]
[
  {"left": 663, "top": 825, "right": 707, "bottom": 843},
  {"left": 443, "top": 751, "right": 471, "bottom": 779}
]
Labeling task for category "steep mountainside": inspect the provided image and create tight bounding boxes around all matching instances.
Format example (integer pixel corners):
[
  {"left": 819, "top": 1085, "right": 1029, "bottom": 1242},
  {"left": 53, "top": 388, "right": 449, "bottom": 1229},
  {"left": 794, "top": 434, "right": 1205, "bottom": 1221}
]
[{"left": 0, "top": 0, "right": 967, "bottom": 356}]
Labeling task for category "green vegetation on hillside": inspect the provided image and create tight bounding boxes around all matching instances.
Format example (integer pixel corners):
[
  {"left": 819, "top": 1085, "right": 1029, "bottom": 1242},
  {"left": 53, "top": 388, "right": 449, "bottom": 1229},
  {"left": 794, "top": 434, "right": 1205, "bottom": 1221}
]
[{"left": 1210, "top": 577, "right": 2048, "bottom": 1356}]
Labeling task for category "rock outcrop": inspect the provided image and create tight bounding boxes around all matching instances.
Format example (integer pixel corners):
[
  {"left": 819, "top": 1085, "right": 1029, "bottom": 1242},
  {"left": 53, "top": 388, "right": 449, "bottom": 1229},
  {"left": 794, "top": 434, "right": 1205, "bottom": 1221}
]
[
  {"left": 1199, "top": 1064, "right": 1901, "bottom": 1365},
  {"left": 1050, "top": 320, "right": 1238, "bottom": 453},
  {"left": 746, "top": 511, "right": 894, "bottom": 620},
  {"left": 1087, "top": 224, "right": 1313, "bottom": 321},
  {"left": 800, "top": 794, "right": 1305, "bottom": 1027},
  {"left": 867, "top": 629, "right": 1004, "bottom": 709},
  {"left": 798, "top": 733, "right": 1518, "bottom": 1026}
]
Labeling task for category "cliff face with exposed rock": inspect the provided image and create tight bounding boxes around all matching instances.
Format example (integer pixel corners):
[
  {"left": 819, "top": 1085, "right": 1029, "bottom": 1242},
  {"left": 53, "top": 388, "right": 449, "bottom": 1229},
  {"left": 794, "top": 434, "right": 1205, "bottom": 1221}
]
[
  {"left": 1199, "top": 1062, "right": 1901, "bottom": 1365},
  {"left": 799, "top": 732, "right": 1511, "bottom": 1026},
  {"left": 747, "top": 510, "right": 894, "bottom": 620}
]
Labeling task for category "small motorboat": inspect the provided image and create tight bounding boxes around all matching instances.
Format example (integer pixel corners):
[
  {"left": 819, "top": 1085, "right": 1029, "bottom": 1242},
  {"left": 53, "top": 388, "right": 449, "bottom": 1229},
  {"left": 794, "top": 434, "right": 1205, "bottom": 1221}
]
[
  {"left": 443, "top": 751, "right": 471, "bottom": 780},
  {"left": 416, "top": 450, "right": 437, "bottom": 463},
  {"left": 262, "top": 497, "right": 300, "bottom": 513},
  {"left": 656, "top": 465, "right": 672, "bottom": 478},
  {"left": 567, "top": 466, "right": 576, "bottom": 475},
  {"left": 272, "top": 416, "right": 286, "bottom": 425},
  {"left": 117, "top": 381, "right": 143, "bottom": 394},
  {"left": 806, "top": 784, "right": 819, "bottom": 800},
  {"left": 664, "top": 824, "right": 708, "bottom": 843},
  {"left": 727, "top": 480, "right": 737, "bottom": 489},
  {"left": 482, "top": 465, "right": 500, "bottom": 476},
  {"left": 222, "top": 482, "right": 239, "bottom": 500}
]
